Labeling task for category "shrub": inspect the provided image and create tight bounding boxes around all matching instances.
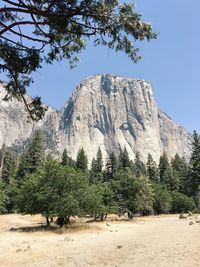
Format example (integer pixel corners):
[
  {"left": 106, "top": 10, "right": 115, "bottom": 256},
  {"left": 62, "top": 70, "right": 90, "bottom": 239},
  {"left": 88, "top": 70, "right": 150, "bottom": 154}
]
[
  {"left": 171, "top": 192, "right": 196, "bottom": 213},
  {"left": 153, "top": 183, "right": 172, "bottom": 214}
]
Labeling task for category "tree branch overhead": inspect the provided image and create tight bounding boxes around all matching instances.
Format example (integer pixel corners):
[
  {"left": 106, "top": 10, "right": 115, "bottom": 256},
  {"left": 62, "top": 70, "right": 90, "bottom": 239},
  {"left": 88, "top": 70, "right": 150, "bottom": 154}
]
[{"left": 0, "top": 0, "right": 157, "bottom": 121}]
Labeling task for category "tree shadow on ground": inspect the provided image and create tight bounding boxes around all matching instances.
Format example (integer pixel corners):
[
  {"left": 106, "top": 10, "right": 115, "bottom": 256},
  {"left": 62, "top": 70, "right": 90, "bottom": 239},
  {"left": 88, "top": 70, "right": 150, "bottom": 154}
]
[
  {"left": 9, "top": 222, "right": 101, "bottom": 233},
  {"left": 9, "top": 224, "right": 58, "bottom": 233}
]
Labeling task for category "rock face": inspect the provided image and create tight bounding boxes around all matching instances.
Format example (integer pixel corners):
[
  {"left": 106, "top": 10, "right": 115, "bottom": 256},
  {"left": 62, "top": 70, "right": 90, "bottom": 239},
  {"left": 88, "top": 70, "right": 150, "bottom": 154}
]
[
  {"left": 0, "top": 83, "right": 60, "bottom": 154},
  {"left": 0, "top": 74, "right": 192, "bottom": 164}
]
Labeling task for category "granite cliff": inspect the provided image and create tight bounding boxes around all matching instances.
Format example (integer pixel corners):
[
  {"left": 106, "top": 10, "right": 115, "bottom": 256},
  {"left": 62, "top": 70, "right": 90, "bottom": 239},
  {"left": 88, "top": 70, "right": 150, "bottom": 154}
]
[{"left": 0, "top": 74, "right": 192, "bottom": 164}]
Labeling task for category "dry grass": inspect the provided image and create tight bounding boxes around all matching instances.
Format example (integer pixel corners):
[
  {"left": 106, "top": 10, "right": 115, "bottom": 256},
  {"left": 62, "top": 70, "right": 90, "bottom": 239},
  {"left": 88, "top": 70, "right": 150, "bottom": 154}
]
[{"left": 1, "top": 213, "right": 200, "bottom": 267}]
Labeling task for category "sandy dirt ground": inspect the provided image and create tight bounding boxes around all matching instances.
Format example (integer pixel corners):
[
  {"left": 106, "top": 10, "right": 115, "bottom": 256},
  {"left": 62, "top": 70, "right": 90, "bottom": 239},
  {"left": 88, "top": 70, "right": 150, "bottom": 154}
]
[{"left": 0, "top": 214, "right": 200, "bottom": 267}]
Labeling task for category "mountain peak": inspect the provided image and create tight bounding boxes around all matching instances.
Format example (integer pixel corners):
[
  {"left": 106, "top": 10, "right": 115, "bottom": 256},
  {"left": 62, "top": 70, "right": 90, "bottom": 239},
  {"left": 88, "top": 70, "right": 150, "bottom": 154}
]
[{"left": 0, "top": 76, "right": 192, "bottom": 164}]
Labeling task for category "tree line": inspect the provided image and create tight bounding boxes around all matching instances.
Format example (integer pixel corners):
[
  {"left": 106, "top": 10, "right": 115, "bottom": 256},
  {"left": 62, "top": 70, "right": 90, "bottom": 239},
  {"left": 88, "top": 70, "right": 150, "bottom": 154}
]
[{"left": 0, "top": 130, "right": 200, "bottom": 226}]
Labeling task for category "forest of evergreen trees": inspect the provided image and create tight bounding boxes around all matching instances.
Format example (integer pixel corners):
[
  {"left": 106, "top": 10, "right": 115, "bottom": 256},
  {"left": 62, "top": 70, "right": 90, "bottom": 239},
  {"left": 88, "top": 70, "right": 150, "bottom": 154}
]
[{"left": 0, "top": 130, "right": 200, "bottom": 226}]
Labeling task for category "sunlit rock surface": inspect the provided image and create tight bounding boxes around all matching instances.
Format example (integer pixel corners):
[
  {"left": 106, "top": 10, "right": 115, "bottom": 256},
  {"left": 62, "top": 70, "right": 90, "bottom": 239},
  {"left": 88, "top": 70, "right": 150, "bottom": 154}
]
[{"left": 0, "top": 74, "right": 192, "bottom": 163}]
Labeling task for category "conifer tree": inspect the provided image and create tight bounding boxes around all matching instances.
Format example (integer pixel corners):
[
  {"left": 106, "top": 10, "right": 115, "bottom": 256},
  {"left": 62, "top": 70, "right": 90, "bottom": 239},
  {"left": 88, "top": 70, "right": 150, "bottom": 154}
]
[
  {"left": 96, "top": 148, "right": 103, "bottom": 173},
  {"left": 76, "top": 148, "right": 88, "bottom": 172},
  {"left": 1, "top": 149, "right": 17, "bottom": 183},
  {"left": 134, "top": 152, "right": 146, "bottom": 177},
  {"left": 171, "top": 154, "right": 188, "bottom": 193},
  {"left": 61, "top": 149, "right": 69, "bottom": 166},
  {"left": 159, "top": 152, "right": 174, "bottom": 191},
  {"left": 17, "top": 130, "right": 44, "bottom": 177},
  {"left": 188, "top": 131, "right": 200, "bottom": 196},
  {"left": 147, "top": 153, "right": 159, "bottom": 183},
  {"left": 159, "top": 152, "right": 170, "bottom": 183},
  {"left": 104, "top": 152, "right": 118, "bottom": 180},
  {"left": 90, "top": 148, "right": 104, "bottom": 182},
  {"left": 118, "top": 147, "right": 131, "bottom": 170}
]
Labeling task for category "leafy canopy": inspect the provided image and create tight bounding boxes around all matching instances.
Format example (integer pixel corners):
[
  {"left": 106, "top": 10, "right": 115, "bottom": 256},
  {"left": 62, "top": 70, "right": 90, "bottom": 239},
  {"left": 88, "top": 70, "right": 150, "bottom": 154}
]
[{"left": 0, "top": 0, "right": 157, "bottom": 120}]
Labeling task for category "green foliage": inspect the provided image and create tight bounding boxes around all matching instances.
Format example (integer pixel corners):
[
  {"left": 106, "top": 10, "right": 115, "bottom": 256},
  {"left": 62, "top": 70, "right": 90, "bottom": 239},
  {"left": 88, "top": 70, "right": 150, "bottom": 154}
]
[
  {"left": 1, "top": 150, "right": 17, "bottom": 183},
  {"left": 147, "top": 153, "right": 159, "bottom": 183},
  {"left": 159, "top": 152, "right": 170, "bottom": 183},
  {"left": 134, "top": 152, "right": 147, "bottom": 177},
  {"left": 76, "top": 148, "right": 88, "bottom": 172},
  {"left": 3, "top": 180, "right": 19, "bottom": 213},
  {"left": 0, "top": 1, "right": 157, "bottom": 120},
  {"left": 171, "top": 192, "right": 196, "bottom": 213},
  {"left": 96, "top": 148, "right": 103, "bottom": 173},
  {"left": 153, "top": 183, "right": 172, "bottom": 214},
  {"left": 103, "top": 152, "right": 118, "bottom": 182},
  {"left": 187, "top": 131, "right": 200, "bottom": 196},
  {"left": 90, "top": 148, "right": 103, "bottom": 182},
  {"left": 85, "top": 182, "right": 116, "bottom": 220},
  {"left": 17, "top": 160, "right": 90, "bottom": 222},
  {"left": 0, "top": 180, "right": 5, "bottom": 213},
  {"left": 3, "top": 132, "right": 198, "bottom": 219},
  {"left": 61, "top": 148, "right": 75, "bottom": 168},
  {"left": 118, "top": 147, "right": 131, "bottom": 170},
  {"left": 17, "top": 130, "right": 44, "bottom": 178},
  {"left": 112, "top": 169, "right": 154, "bottom": 215},
  {"left": 61, "top": 149, "right": 68, "bottom": 166},
  {"left": 159, "top": 152, "right": 179, "bottom": 192},
  {"left": 171, "top": 154, "right": 188, "bottom": 193}
]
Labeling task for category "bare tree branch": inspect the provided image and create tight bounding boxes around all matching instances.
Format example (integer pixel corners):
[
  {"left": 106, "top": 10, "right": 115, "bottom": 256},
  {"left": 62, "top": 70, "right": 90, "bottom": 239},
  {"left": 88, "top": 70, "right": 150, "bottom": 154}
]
[{"left": 0, "top": 20, "right": 49, "bottom": 36}]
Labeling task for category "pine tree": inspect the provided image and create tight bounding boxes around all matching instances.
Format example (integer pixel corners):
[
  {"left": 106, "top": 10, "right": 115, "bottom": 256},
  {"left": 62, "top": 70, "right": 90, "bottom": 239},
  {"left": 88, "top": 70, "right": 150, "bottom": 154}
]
[
  {"left": 61, "top": 149, "right": 69, "bottom": 166},
  {"left": 159, "top": 152, "right": 174, "bottom": 191},
  {"left": 180, "top": 157, "right": 189, "bottom": 194},
  {"left": 171, "top": 154, "right": 188, "bottom": 193},
  {"left": 134, "top": 152, "right": 146, "bottom": 177},
  {"left": 118, "top": 147, "right": 131, "bottom": 170},
  {"left": 96, "top": 148, "right": 103, "bottom": 173},
  {"left": 188, "top": 131, "right": 200, "bottom": 196},
  {"left": 1, "top": 149, "right": 17, "bottom": 183},
  {"left": 17, "top": 130, "right": 44, "bottom": 177},
  {"left": 147, "top": 153, "right": 159, "bottom": 183},
  {"left": 76, "top": 148, "right": 88, "bottom": 172},
  {"left": 104, "top": 152, "right": 118, "bottom": 180},
  {"left": 90, "top": 148, "right": 104, "bottom": 182},
  {"left": 159, "top": 152, "right": 170, "bottom": 183}
]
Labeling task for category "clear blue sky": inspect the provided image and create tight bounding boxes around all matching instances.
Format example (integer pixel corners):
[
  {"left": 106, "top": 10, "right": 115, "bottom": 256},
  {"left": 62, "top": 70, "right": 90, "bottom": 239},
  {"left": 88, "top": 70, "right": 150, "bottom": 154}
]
[{"left": 27, "top": 0, "right": 200, "bottom": 133}]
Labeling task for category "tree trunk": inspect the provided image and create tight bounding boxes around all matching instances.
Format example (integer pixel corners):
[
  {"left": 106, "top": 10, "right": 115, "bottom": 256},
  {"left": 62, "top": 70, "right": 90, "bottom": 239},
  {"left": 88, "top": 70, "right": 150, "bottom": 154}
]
[
  {"left": 56, "top": 217, "right": 65, "bottom": 227},
  {"left": 127, "top": 211, "right": 133, "bottom": 219},
  {"left": 46, "top": 216, "right": 50, "bottom": 226},
  {"left": 94, "top": 214, "right": 100, "bottom": 220},
  {"left": 65, "top": 216, "right": 70, "bottom": 224}
]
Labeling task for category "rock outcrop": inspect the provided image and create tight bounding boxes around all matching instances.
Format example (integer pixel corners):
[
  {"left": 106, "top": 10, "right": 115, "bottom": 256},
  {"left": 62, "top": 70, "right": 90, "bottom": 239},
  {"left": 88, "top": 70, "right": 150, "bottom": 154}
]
[{"left": 0, "top": 74, "right": 192, "bottom": 164}]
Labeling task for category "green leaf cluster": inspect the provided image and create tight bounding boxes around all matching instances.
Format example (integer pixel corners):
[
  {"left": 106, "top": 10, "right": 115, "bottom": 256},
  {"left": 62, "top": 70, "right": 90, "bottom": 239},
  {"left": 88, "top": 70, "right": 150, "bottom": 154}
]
[{"left": 0, "top": 0, "right": 157, "bottom": 120}]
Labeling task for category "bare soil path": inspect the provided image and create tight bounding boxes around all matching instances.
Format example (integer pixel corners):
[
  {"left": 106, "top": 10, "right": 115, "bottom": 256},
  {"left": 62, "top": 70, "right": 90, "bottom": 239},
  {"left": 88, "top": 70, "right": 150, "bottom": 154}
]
[{"left": 0, "top": 214, "right": 200, "bottom": 267}]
